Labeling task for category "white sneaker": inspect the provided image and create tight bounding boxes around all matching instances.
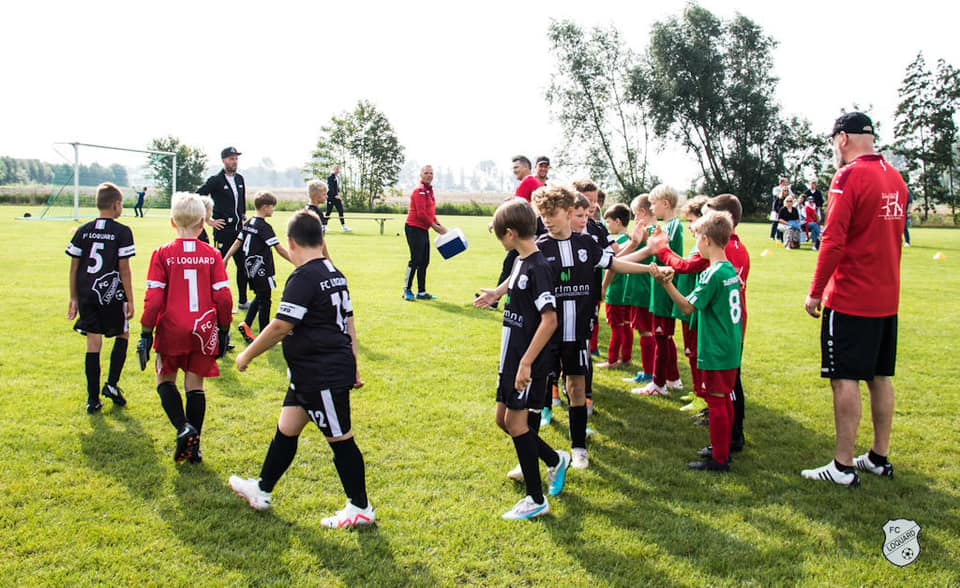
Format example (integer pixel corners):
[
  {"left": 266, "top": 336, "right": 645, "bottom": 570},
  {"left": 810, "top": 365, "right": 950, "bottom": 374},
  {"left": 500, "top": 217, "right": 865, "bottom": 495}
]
[
  {"left": 666, "top": 379, "right": 684, "bottom": 391},
  {"left": 501, "top": 495, "right": 549, "bottom": 521},
  {"left": 547, "top": 451, "right": 571, "bottom": 496},
  {"left": 506, "top": 464, "right": 524, "bottom": 482},
  {"left": 229, "top": 476, "right": 272, "bottom": 511},
  {"left": 854, "top": 452, "right": 894, "bottom": 478},
  {"left": 800, "top": 461, "right": 860, "bottom": 487},
  {"left": 342, "top": 225, "right": 352, "bottom": 233},
  {"left": 321, "top": 500, "right": 376, "bottom": 529},
  {"left": 571, "top": 448, "right": 589, "bottom": 470},
  {"left": 631, "top": 383, "right": 668, "bottom": 396}
]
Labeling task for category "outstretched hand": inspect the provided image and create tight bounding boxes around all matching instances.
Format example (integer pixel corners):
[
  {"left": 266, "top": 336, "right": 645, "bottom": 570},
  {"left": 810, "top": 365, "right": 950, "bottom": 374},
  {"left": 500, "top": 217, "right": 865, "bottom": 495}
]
[
  {"left": 647, "top": 226, "right": 668, "bottom": 254},
  {"left": 474, "top": 289, "right": 499, "bottom": 309}
]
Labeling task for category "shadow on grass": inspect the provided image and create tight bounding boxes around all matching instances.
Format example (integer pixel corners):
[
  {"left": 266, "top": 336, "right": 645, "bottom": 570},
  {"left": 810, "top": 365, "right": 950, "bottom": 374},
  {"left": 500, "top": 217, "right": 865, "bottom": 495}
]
[
  {"left": 537, "top": 382, "right": 960, "bottom": 584},
  {"left": 417, "top": 299, "right": 503, "bottom": 322}
]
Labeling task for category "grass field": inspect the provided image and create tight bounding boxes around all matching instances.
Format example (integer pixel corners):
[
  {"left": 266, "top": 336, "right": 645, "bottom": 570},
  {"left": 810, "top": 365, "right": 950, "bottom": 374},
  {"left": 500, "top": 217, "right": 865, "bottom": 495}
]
[{"left": 1, "top": 207, "right": 958, "bottom": 587}]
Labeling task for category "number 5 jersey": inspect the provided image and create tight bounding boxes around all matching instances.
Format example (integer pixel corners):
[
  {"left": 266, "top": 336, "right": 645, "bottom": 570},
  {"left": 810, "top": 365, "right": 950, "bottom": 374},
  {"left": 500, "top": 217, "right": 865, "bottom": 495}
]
[{"left": 142, "top": 238, "right": 234, "bottom": 356}]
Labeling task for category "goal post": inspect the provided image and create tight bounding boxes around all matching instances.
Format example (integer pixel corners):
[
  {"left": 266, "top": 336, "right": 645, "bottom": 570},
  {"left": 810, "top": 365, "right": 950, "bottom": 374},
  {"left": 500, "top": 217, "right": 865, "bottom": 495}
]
[{"left": 51, "top": 141, "right": 176, "bottom": 221}]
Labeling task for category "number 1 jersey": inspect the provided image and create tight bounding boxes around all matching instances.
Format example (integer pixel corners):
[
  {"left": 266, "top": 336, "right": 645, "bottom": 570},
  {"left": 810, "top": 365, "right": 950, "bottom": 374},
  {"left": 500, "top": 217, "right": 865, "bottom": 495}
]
[{"left": 142, "top": 238, "right": 234, "bottom": 356}]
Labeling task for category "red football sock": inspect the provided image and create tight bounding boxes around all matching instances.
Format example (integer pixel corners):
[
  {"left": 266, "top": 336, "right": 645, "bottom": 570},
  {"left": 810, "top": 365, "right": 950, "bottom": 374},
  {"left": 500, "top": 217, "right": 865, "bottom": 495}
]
[
  {"left": 706, "top": 394, "right": 733, "bottom": 464},
  {"left": 621, "top": 325, "right": 634, "bottom": 363},
  {"left": 607, "top": 325, "right": 622, "bottom": 364},
  {"left": 640, "top": 335, "right": 654, "bottom": 375}
]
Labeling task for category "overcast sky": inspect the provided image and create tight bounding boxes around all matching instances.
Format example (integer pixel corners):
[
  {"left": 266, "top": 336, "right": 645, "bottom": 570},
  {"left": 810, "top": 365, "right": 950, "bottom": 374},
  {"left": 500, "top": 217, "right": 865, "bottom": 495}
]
[{"left": 3, "top": 0, "right": 957, "bottom": 186}]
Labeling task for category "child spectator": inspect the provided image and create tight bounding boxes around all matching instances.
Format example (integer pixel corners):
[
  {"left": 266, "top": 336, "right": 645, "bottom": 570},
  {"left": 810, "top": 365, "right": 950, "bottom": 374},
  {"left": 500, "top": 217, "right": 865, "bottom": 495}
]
[
  {"left": 223, "top": 192, "right": 293, "bottom": 343},
  {"left": 66, "top": 182, "right": 136, "bottom": 413},
  {"left": 139, "top": 193, "right": 233, "bottom": 463},
  {"left": 229, "top": 210, "right": 375, "bottom": 528},
  {"left": 802, "top": 196, "right": 822, "bottom": 250},
  {"left": 655, "top": 210, "right": 743, "bottom": 471}
]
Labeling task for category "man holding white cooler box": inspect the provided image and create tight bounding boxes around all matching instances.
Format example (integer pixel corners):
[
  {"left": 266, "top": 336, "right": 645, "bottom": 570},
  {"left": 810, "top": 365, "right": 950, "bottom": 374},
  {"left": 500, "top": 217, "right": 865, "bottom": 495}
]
[{"left": 403, "top": 165, "right": 449, "bottom": 301}]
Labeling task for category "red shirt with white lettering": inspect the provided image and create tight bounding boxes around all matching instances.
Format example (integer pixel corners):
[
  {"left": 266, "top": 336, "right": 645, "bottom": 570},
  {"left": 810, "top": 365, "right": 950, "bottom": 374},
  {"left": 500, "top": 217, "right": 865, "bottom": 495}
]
[
  {"left": 515, "top": 175, "right": 543, "bottom": 202},
  {"left": 142, "top": 238, "right": 234, "bottom": 355},
  {"left": 405, "top": 183, "right": 437, "bottom": 230},
  {"left": 809, "top": 154, "right": 907, "bottom": 317}
]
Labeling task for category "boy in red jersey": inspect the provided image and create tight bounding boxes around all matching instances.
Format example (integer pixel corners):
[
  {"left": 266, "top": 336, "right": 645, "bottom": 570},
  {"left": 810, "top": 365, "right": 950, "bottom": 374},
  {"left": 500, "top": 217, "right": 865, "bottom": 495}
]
[{"left": 138, "top": 193, "right": 233, "bottom": 463}]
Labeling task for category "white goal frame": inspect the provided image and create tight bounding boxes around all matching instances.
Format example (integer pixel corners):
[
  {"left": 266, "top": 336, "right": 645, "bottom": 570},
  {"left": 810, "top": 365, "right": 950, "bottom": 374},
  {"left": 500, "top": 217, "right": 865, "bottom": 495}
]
[{"left": 52, "top": 141, "right": 176, "bottom": 221}]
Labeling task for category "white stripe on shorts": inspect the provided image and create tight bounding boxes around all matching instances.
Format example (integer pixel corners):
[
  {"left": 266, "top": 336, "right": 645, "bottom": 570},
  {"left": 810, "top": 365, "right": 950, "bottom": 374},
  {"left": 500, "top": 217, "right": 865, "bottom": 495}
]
[{"left": 320, "top": 389, "right": 343, "bottom": 437}]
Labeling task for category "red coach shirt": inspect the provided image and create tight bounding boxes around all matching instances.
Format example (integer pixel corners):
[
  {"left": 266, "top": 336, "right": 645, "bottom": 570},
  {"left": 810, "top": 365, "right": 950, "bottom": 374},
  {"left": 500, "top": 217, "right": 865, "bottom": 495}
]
[
  {"left": 809, "top": 154, "right": 907, "bottom": 317},
  {"left": 515, "top": 175, "right": 543, "bottom": 202},
  {"left": 405, "top": 183, "right": 437, "bottom": 230},
  {"left": 142, "top": 238, "right": 234, "bottom": 355}
]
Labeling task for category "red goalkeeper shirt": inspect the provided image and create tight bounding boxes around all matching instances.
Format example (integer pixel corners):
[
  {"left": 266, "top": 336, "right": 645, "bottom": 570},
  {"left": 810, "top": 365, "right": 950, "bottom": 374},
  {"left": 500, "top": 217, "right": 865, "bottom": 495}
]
[
  {"left": 809, "top": 154, "right": 907, "bottom": 317},
  {"left": 142, "top": 238, "right": 233, "bottom": 356}
]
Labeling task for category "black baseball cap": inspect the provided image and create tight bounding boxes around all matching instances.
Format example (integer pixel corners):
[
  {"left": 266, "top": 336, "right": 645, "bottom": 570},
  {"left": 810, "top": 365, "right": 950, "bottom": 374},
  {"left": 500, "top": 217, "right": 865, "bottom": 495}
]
[
  {"left": 831, "top": 112, "right": 874, "bottom": 138},
  {"left": 536, "top": 156, "right": 550, "bottom": 166},
  {"left": 221, "top": 146, "right": 242, "bottom": 159}
]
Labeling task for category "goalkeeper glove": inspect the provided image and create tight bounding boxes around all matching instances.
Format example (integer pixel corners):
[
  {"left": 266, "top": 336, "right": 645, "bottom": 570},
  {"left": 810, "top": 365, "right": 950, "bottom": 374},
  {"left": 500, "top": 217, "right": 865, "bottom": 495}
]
[
  {"left": 137, "top": 331, "right": 153, "bottom": 371},
  {"left": 217, "top": 327, "right": 231, "bottom": 359}
]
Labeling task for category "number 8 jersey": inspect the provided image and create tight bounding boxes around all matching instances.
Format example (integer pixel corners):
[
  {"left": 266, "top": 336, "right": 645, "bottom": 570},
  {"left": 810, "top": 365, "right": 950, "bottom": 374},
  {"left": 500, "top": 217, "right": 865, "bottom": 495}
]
[
  {"left": 275, "top": 258, "right": 356, "bottom": 390},
  {"left": 686, "top": 260, "right": 743, "bottom": 371},
  {"left": 142, "top": 238, "right": 234, "bottom": 355}
]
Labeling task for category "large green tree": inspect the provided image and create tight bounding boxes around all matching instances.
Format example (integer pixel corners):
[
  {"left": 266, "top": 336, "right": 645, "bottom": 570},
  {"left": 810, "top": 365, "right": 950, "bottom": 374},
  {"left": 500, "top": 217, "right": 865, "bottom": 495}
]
[
  {"left": 146, "top": 136, "right": 208, "bottom": 204},
  {"left": 635, "top": 5, "right": 794, "bottom": 212},
  {"left": 546, "top": 20, "right": 655, "bottom": 198},
  {"left": 305, "top": 100, "right": 405, "bottom": 210}
]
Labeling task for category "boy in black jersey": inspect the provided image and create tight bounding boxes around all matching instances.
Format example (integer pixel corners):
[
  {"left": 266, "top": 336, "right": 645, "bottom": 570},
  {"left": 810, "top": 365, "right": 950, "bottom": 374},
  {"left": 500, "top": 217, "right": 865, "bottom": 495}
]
[
  {"left": 223, "top": 192, "right": 292, "bottom": 343},
  {"left": 534, "top": 185, "right": 654, "bottom": 469},
  {"left": 305, "top": 180, "right": 333, "bottom": 261},
  {"left": 477, "top": 199, "right": 569, "bottom": 520},
  {"left": 229, "top": 210, "right": 374, "bottom": 528},
  {"left": 66, "top": 182, "right": 135, "bottom": 413}
]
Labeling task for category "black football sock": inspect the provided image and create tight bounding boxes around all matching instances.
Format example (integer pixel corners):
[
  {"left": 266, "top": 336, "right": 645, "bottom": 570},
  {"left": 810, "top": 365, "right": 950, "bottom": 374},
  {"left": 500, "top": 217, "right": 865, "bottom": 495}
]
[
  {"left": 157, "top": 382, "right": 187, "bottom": 431},
  {"left": 569, "top": 405, "right": 588, "bottom": 450},
  {"left": 330, "top": 437, "right": 369, "bottom": 510},
  {"left": 244, "top": 298, "right": 260, "bottom": 327},
  {"left": 107, "top": 338, "right": 128, "bottom": 387},
  {"left": 85, "top": 352, "right": 100, "bottom": 403},
  {"left": 259, "top": 428, "right": 299, "bottom": 493},
  {"left": 835, "top": 459, "right": 855, "bottom": 473},
  {"left": 537, "top": 436, "right": 560, "bottom": 468},
  {"left": 731, "top": 369, "right": 745, "bottom": 446},
  {"left": 257, "top": 296, "right": 272, "bottom": 332},
  {"left": 527, "top": 410, "right": 541, "bottom": 436},
  {"left": 868, "top": 450, "right": 888, "bottom": 466},
  {"left": 185, "top": 390, "right": 206, "bottom": 435},
  {"left": 512, "top": 431, "right": 544, "bottom": 504}
]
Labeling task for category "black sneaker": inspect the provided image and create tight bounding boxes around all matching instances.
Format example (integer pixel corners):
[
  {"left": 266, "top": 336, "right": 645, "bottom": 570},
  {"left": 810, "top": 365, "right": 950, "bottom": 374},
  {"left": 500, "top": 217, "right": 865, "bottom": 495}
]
[
  {"left": 688, "top": 458, "right": 730, "bottom": 472},
  {"left": 697, "top": 445, "right": 743, "bottom": 459},
  {"left": 175, "top": 423, "right": 200, "bottom": 463},
  {"left": 101, "top": 383, "right": 127, "bottom": 407},
  {"left": 188, "top": 440, "right": 203, "bottom": 464},
  {"left": 86, "top": 400, "right": 103, "bottom": 414}
]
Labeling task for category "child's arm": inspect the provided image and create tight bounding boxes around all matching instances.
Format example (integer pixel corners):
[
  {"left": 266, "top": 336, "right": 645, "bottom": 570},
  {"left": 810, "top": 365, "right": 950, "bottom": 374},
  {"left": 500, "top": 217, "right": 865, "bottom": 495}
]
[
  {"left": 222, "top": 239, "right": 241, "bottom": 264},
  {"left": 608, "top": 258, "right": 655, "bottom": 275},
  {"left": 658, "top": 249, "right": 709, "bottom": 275},
  {"left": 274, "top": 243, "right": 293, "bottom": 264},
  {"left": 656, "top": 272, "right": 695, "bottom": 316},
  {"left": 141, "top": 250, "right": 168, "bottom": 330},
  {"left": 118, "top": 258, "right": 135, "bottom": 319},
  {"left": 473, "top": 277, "right": 510, "bottom": 308},
  {"left": 67, "top": 258, "right": 80, "bottom": 319},
  {"left": 601, "top": 266, "right": 616, "bottom": 300},
  {"left": 515, "top": 309, "right": 557, "bottom": 392},
  {"left": 236, "top": 318, "right": 293, "bottom": 372},
  {"left": 346, "top": 316, "right": 363, "bottom": 388}
]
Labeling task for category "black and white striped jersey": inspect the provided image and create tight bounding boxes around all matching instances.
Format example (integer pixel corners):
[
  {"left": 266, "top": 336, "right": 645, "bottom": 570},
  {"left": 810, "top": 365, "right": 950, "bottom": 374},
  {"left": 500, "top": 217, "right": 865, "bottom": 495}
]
[
  {"left": 498, "top": 251, "right": 557, "bottom": 378},
  {"left": 66, "top": 218, "right": 135, "bottom": 307},
  {"left": 535, "top": 232, "right": 612, "bottom": 342},
  {"left": 236, "top": 217, "right": 280, "bottom": 280}
]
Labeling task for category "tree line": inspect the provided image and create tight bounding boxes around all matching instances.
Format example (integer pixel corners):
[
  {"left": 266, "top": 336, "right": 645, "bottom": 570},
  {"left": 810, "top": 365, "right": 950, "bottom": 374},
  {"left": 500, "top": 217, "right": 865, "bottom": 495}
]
[
  {"left": 545, "top": 4, "right": 960, "bottom": 221},
  {"left": 0, "top": 157, "right": 127, "bottom": 187}
]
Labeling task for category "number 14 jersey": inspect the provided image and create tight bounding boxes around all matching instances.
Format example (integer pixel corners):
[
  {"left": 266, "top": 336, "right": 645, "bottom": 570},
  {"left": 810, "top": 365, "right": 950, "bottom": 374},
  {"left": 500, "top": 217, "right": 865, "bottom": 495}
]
[{"left": 142, "top": 238, "right": 234, "bottom": 356}]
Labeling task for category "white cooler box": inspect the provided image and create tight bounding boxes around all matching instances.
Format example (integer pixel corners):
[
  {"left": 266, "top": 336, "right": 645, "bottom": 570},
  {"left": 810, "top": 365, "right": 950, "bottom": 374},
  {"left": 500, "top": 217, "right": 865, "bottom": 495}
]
[{"left": 436, "top": 228, "right": 468, "bottom": 260}]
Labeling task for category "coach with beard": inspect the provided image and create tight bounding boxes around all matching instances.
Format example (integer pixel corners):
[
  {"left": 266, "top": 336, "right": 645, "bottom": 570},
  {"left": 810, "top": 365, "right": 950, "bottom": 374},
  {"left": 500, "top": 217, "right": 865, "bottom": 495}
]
[{"left": 198, "top": 146, "right": 249, "bottom": 310}]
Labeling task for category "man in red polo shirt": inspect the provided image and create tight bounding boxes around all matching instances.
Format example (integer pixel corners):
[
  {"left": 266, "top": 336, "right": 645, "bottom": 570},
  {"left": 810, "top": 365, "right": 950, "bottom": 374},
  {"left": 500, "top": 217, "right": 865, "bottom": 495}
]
[
  {"left": 802, "top": 112, "right": 907, "bottom": 487},
  {"left": 403, "top": 165, "right": 447, "bottom": 301},
  {"left": 490, "top": 156, "right": 544, "bottom": 300}
]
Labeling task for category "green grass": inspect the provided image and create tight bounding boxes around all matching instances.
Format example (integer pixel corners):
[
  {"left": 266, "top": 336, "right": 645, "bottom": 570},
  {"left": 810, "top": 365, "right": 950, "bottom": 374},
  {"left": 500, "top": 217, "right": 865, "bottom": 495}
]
[{"left": 1, "top": 207, "right": 959, "bottom": 587}]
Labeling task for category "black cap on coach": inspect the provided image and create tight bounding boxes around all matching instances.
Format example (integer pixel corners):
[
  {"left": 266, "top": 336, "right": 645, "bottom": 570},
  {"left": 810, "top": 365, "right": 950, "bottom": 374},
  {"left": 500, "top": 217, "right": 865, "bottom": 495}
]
[
  {"left": 831, "top": 112, "right": 874, "bottom": 138},
  {"left": 221, "top": 146, "right": 242, "bottom": 159}
]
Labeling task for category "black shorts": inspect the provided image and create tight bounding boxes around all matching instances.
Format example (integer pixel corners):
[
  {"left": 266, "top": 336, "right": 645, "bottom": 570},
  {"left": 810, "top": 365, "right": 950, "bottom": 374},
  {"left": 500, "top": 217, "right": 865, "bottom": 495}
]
[
  {"left": 497, "top": 375, "right": 548, "bottom": 411},
  {"left": 557, "top": 340, "right": 590, "bottom": 377},
  {"left": 74, "top": 301, "right": 128, "bottom": 338},
  {"left": 248, "top": 275, "right": 276, "bottom": 295},
  {"left": 283, "top": 385, "right": 352, "bottom": 438},
  {"left": 821, "top": 308, "right": 897, "bottom": 381}
]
